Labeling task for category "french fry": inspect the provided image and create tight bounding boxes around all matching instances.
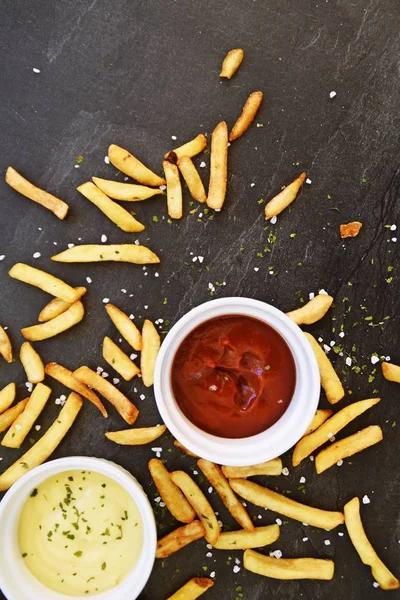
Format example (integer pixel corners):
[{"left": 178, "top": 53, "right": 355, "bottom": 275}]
[
  {"left": 102, "top": 336, "right": 140, "bottom": 381},
  {"left": 164, "top": 134, "right": 207, "bottom": 161},
  {"left": 51, "top": 244, "right": 160, "bottom": 264},
  {"left": 197, "top": 459, "right": 254, "bottom": 532},
  {"left": 304, "top": 332, "right": 345, "bottom": 404},
  {"left": 20, "top": 342, "right": 45, "bottom": 383},
  {"left": 108, "top": 144, "right": 165, "bottom": 187},
  {"left": 141, "top": 320, "right": 160, "bottom": 387},
  {"left": 38, "top": 287, "right": 87, "bottom": 322},
  {"left": 286, "top": 294, "right": 334, "bottom": 325},
  {"left": 264, "top": 172, "right": 306, "bottom": 219},
  {"left": 5, "top": 166, "right": 69, "bottom": 220},
  {"left": 244, "top": 549, "right": 335, "bottom": 581},
  {"left": 156, "top": 521, "right": 205, "bottom": 558},
  {"left": 304, "top": 409, "right": 333, "bottom": 436},
  {"left": 213, "top": 524, "right": 280, "bottom": 550},
  {"left": 77, "top": 182, "right": 144, "bottom": 232},
  {"left": 74, "top": 366, "right": 138, "bottom": 425},
  {"left": 166, "top": 578, "right": 213, "bottom": 600},
  {"left": 92, "top": 177, "right": 163, "bottom": 201},
  {"left": 105, "top": 304, "right": 142, "bottom": 351},
  {"left": 0, "top": 392, "right": 83, "bottom": 491},
  {"left": 45, "top": 362, "right": 107, "bottom": 417},
  {"left": 170, "top": 470, "right": 220, "bottom": 544},
  {"left": 177, "top": 156, "right": 207, "bottom": 203},
  {"left": 0, "top": 383, "right": 16, "bottom": 414},
  {"left": 220, "top": 48, "right": 244, "bottom": 79},
  {"left": 340, "top": 221, "right": 363, "bottom": 238},
  {"left": 9, "top": 263, "right": 83, "bottom": 303},
  {"left": 21, "top": 301, "right": 84, "bottom": 341},
  {"left": 381, "top": 361, "right": 400, "bottom": 383},
  {"left": 0, "top": 326, "right": 13, "bottom": 363},
  {"left": 0, "top": 399, "right": 29, "bottom": 433},
  {"left": 229, "top": 91, "right": 263, "bottom": 142},
  {"left": 230, "top": 479, "right": 344, "bottom": 530},
  {"left": 207, "top": 121, "right": 228, "bottom": 210},
  {"left": 163, "top": 161, "right": 183, "bottom": 219},
  {"left": 105, "top": 425, "right": 166, "bottom": 445},
  {"left": 293, "top": 397, "right": 380, "bottom": 467},
  {"left": 148, "top": 459, "right": 196, "bottom": 523},
  {"left": 344, "top": 497, "right": 399, "bottom": 590},
  {"left": 2, "top": 383, "right": 51, "bottom": 448},
  {"left": 221, "top": 458, "right": 283, "bottom": 479},
  {"left": 315, "top": 425, "right": 383, "bottom": 474},
  {"left": 173, "top": 440, "right": 199, "bottom": 457}
]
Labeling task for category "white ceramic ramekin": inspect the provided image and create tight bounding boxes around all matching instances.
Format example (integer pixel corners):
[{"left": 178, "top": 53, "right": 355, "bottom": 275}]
[
  {"left": 0, "top": 457, "right": 156, "bottom": 600},
  {"left": 154, "top": 297, "right": 320, "bottom": 466}
]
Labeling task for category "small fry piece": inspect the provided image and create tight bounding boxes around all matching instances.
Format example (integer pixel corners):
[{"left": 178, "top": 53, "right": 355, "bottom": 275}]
[
  {"left": 105, "top": 303, "right": 142, "bottom": 351},
  {"left": 0, "top": 326, "right": 13, "bottom": 363},
  {"left": 51, "top": 244, "right": 160, "bottom": 264},
  {"left": 0, "top": 393, "right": 83, "bottom": 491},
  {"left": 74, "top": 366, "right": 138, "bottom": 425},
  {"left": 106, "top": 425, "right": 166, "bottom": 445},
  {"left": 198, "top": 459, "right": 254, "bottom": 532},
  {"left": 170, "top": 470, "right": 220, "bottom": 544},
  {"left": 344, "top": 497, "right": 399, "bottom": 590},
  {"left": 292, "top": 397, "right": 380, "bottom": 466},
  {"left": 20, "top": 342, "right": 45, "bottom": 383},
  {"left": 220, "top": 48, "right": 244, "bottom": 79},
  {"left": 21, "top": 301, "right": 84, "bottom": 341},
  {"left": 166, "top": 578, "right": 213, "bottom": 600},
  {"left": 0, "top": 383, "right": 16, "bottom": 414},
  {"left": 102, "top": 337, "right": 140, "bottom": 381},
  {"left": 165, "top": 134, "right": 207, "bottom": 162},
  {"left": 9, "top": 263, "right": 82, "bottom": 303},
  {"left": 38, "top": 287, "right": 87, "bottom": 322},
  {"left": 340, "top": 221, "right": 363, "bottom": 238},
  {"left": 0, "top": 399, "right": 29, "bottom": 433},
  {"left": 244, "top": 549, "right": 334, "bottom": 581},
  {"left": 177, "top": 156, "right": 207, "bottom": 203},
  {"left": 315, "top": 425, "right": 383, "bottom": 474},
  {"left": 222, "top": 458, "right": 283, "bottom": 479},
  {"left": 173, "top": 440, "right": 198, "bottom": 457},
  {"left": 304, "top": 409, "right": 333, "bottom": 436},
  {"left": 381, "top": 361, "right": 400, "bottom": 383},
  {"left": 108, "top": 144, "right": 165, "bottom": 187},
  {"left": 286, "top": 294, "right": 334, "bottom": 325},
  {"left": 213, "top": 524, "right": 280, "bottom": 550},
  {"left": 148, "top": 459, "right": 196, "bottom": 523},
  {"left": 163, "top": 161, "right": 183, "bottom": 219},
  {"left": 5, "top": 166, "right": 69, "bottom": 220},
  {"left": 207, "top": 121, "right": 228, "bottom": 210},
  {"left": 141, "top": 320, "right": 160, "bottom": 387},
  {"left": 156, "top": 521, "right": 205, "bottom": 558},
  {"left": 265, "top": 172, "right": 306, "bottom": 219},
  {"left": 230, "top": 479, "right": 344, "bottom": 530},
  {"left": 229, "top": 91, "right": 263, "bottom": 142},
  {"left": 304, "top": 332, "right": 344, "bottom": 404},
  {"left": 92, "top": 177, "right": 163, "bottom": 201},
  {"left": 2, "top": 383, "right": 51, "bottom": 448}
]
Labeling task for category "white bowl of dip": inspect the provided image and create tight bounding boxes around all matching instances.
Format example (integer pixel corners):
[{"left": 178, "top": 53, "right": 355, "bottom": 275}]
[{"left": 0, "top": 456, "right": 156, "bottom": 600}]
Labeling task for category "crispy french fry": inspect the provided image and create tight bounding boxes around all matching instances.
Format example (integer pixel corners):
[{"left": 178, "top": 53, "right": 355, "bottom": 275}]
[
  {"left": 20, "top": 342, "right": 45, "bottom": 383},
  {"left": 92, "top": 177, "right": 163, "bottom": 201},
  {"left": 166, "top": 578, "right": 213, "bottom": 600},
  {"left": 264, "top": 172, "right": 306, "bottom": 219},
  {"left": 51, "top": 244, "right": 160, "bottom": 264},
  {"left": 381, "top": 361, "right": 400, "bottom": 383},
  {"left": 344, "top": 497, "right": 399, "bottom": 590},
  {"left": 45, "top": 362, "right": 107, "bottom": 417},
  {"left": 173, "top": 440, "right": 199, "bottom": 457},
  {"left": 304, "top": 332, "right": 344, "bottom": 404},
  {"left": 164, "top": 134, "right": 207, "bottom": 161},
  {"left": 0, "top": 392, "right": 83, "bottom": 491},
  {"left": 315, "top": 425, "right": 383, "bottom": 474},
  {"left": 108, "top": 144, "right": 165, "bottom": 187},
  {"left": 21, "top": 301, "right": 84, "bottom": 341},
  {"left": 106, "top": 425, "right": 166, "bottom": 445},
  {"left": 0, "top": 383, "right": 16, "bottom": 414},
  {"left": 105, "top": 303, "right": 142, "bottom": 351},
  {"left": 141, "top": 320, "right": 160, "bottom": 387},
  {"left": 170, "top": 470, "right": 220, "bottom": 544},
  {"left": 2, "top": 383, "right": 51, "bottom": 448},
  {"left": 156, "top": 520, "right": 205, "bottom": 558},
  {"left": 207, "top": 121, "right": 228, "bottom": 210},
  {"left": 229, "top": 91, "right": 263, "bottom": 142},
  {"left": 213, "top": 524, "right": 280, "bottom": 550},
  {"left": 102, "top": 336, "right": 140, "bottom": 381},
  {"left": 74, "top": 366, "right": 138, "bottom": 425},
  {"left": 340, "top": 221, "right": 362, "bottom": 238},
  {"left": 244, "top": 549, "right": 335, "bottom": 581},
  {"left": 220, "top": 48, "right": 244, "bottom": 79},
  {"left": 177, "top": 156, "right": 207, "bottom": 203},
  {"left": 5, "top": 166, "right": 69, "bottom": 220},
  {"left": 292, "top": 397, "right": 380, "bottom": 467},
  {"left": 163, "top": 161, "right": 183, "bottom": 219},
  {"left": 221, "top": 458, "right": 283, "bottom": 479},
  {"left": 230, "top": 479, "right": 344, "bottom": 530},
  {"left": 304, "top": 409, "right": 333, "bottom": 437},
  {"left": 286, "top": 294, "right": 334, "bottom": 325},
  {"left": 9, "top": 263, "right": 82, "bottom": 303},
  {"left": 38, "top": 287, "right": 87, "bottom": 322},
  {"left": 197, "top": 459, "right": 254, "bottom": 532},
  {"left": 148, "top": 459, "right": 196, "bottom": 523},
  {"left": 0, "top": 326, "right": 13, "bottom": 363},
  {"left": 0, "top": 399, "right": 29, "bottom": 433}
]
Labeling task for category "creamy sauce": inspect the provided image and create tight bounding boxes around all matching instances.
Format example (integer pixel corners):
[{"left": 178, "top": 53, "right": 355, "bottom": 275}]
[{"left": 18, "top": 470, "right": 143, "bottom": 596}]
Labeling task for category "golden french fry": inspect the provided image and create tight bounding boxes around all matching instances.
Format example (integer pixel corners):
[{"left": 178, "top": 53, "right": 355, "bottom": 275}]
[
  {"left": 173, "top": 440, "right": 199, "bottom": 457},
  {"left": 51, "top": 244, "right": 160, "bottom": 264},
  {"left": 304, "top": 409, "right": 333, "bottom": 437},
  {"left": 92, "top": 177, "right": 163, "bottom": 201},
  {"left": 108, "top": 144, "right": 165, "bottom": 187},
  {"left": 264, "top": 172, "right": 306, "bottom": 219},
  {"left": 177, "top": 156, "right": 207, "bottom": 204},
  {"left": 141, "top": 320, "right": 160, "bottom": 387},
  {"left": 220, "top": 48, "right": 244, "bottom": 79},
  {"left": 0, "top": 326, "right": 13, "bottom": 363},
  {"left": 221, "top": 458, "right": 282, "bottom": 479},
  {"left": 21, "top": 301, "right": 84, "bottom": 341},
  {"left": 20, "top": 342, "right": 45, "bottom": 383},
  {"left": 163, "top": 161, "right": 183, "bottom": 219},
  {"left": 106, "top": 425, "right": 166, "bottom": 445},
  {"left": 381, "top": 361, "right": 400, "bottom": 383},
  {"left": 340, "top": 221, "right": 362, "bottom": 238},
  {"left": 5, "top": 166, "right": 69, "bottom": 220},
  {"left": 344, "top": 497, "right": 399, "bottom": 590},
  {"left": 0, "top": 383, "right": 16, "bottom": 414},
  {"left": 229, "top": 91, "right": 263, "bottom": 142},
  {"left": 164, "top": 134, "right": 207, "bottom": 161},
  {"left": 286, "top": 294, "right": 334, "bottom": 325},
  {"left": 156, "top": 520, "right": 205, "bottom": 558},
  {"left": 170, "top": 470, "right": 220, "bottom": 544},
  {"left": 213, "top": 524, "right": 280, "bottom": 550},
  {"left": 74, "top": 366, "right": 138, "bottom": 425},
  {"left": 292, "top": 398, "right": 380, "bottom": 467},
  {"left": 244, "top": 549, "right": 335, "bottom": 581},
  {"left": 102, "top": 337, "right": 140, "bottom": 381},
  {"left": 166, "top": 578, "right": 214, "bottom": 600},
  {"left": 207, "top": 121, "right": 228, "bottom": 210},
  {"left": 9, "top": 263, "right": 82, "bottom": 303},
  {"left": 0, "top": 392, "right": 83, "bottom": 491},
  {"left": 2, "top": 383, "right": 51, "bottom": 448},
  {"left": 197, "top": 459, "right": 254, "bottom": 532},
  {"left": 105, "top": 304, "right": 142, "bottom": 351},
  {"left": 45, "top": 362, "right": 107, "bottom": 417},
  {"left": 304, "top": 332, "right": 344, "bottom": 404},
  {"left": 0, "top": 399, "right": 29, "bottom": 433},
  {"left": 38, "top": 287, "right": 87, "bottom": 322},
  {"left": 315, "top": 425, "right": 383, "bottom": 474},
  {"left": 230, "top": 479, "right": 344, "bottom": 530},
  {"left": 148, "top": 459, "right": 196, "bottom": 523}
]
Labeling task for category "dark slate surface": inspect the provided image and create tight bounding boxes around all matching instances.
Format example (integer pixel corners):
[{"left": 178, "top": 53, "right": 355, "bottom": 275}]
[{"left": 0, "top": 1, "right": 399, "bottom": 599}]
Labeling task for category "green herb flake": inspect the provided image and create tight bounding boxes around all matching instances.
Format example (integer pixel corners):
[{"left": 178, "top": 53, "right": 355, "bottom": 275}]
[
  {"left": 101, "top": 562, "right": 106, "bottom": 570},
  {"left": 74, "top": 551, "right": 83, "bottom": 557},
  {"left": 152, "top": 215, "right": 159, "bottom": 223},
  {"left": 76, "top": 155, "right": 84, "bottom": 164}
]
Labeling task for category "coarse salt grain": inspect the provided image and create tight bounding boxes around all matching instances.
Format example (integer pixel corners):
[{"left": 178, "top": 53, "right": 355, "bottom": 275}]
[
  {"left": 25, "top": 383, "right": 33, "bottom": 392},
  {"left": 337, "top": 459, "right": 343, "bottom": 466},
  {"left": 339, "top": 331, "right": 345, "bottom": 338},
  {"left": 159, "top": 184, "right": 166, "bottom": 191},
  {"left": 171, "top": 135, "right": 177, "bottom": 140},
  {"left": 97, "top": 366, "right": 103, "bottom": 373},
  {"left": 338, "top": 532, "right": 344, "bottom": 536},
  {"left": 210, "top": 571, "right": 215, "bottom": 578},
  {"left": 67, "top": 243, "right": 74, "bottom": 249},
  {"left": 206, "top": 544, "right": 212, "bottom": 550},
  {"left": 198, "top": 256, "right": 204, "bottom": 263},
  {"left": 130, "top": 353, "right": 137, "bottom": 360},
  {"left": 309, "top": 456, "right": 314, "bottom": 461},
  {"left": 104, "top": 156, "right": 110, "bottom": 164},
  {"left": 250, "top": 183, "right": 255, "bottom": 187},
  {"left": 371, "top": 355, "right": 380, "bottom": 364},
  {"left": 206, "top": 552, "right": 212, "bottom": 558},
  {"left": 35, "top": 425, "right": 41, "bottom": 431},
  {"left": 112, "top": 378, "right": 120, "bottom": 385},
  {"left": 102, "top": 298, "right": 110, "bottom": 303},
  {"left": 276, "top": 518, "right": 282, "bottom": 525},
  {"left": 144, "top": 305, "right": 148, "bottom": 309},
  {"left": 392, "top": 237, "right": 397, "bottom": 242},
  {"left": 390, "top": 224, "right": 397, "bottom": 231},
  {"left": 324, "top": 540, "right": 331, "bottom": 546},
  {"left": 101, "top": 234, "right": 107, "bottom": 243},
  {"left": 121, "top": 288, "right": 127, "bottom": 293},
  {"left": 282, "top": 467, "right": 289, "bottom": 476},
  {"left": 33, "top": 67, "right": 41, "bottom": 73},
  {"left": 270, "top": 550, "right": 282, "bottom": 559},
  {"left": 373, "top": 582, "right": 379, "bottom": 588},
  {"left": 193, "top": 470, "right": 198, "bottom": 476},
  {"left": 86, "top": 277, "right": 92, "bottom": 283},
  {"left": 0, "top": 255, "right": 5, "bottom": 260},
  {"left": 329, "top": 91, "right": 337, "bottom": 98},
  {"left": 302, "top": 537, "right": 308, "bottom": 542},
  {"left": 299, "top": 476, "right": 306, "bottom": 483},
  {"left": 306, "top": 178, "right": 312, "bottom": 184},
  {"left": 140, "top": 394, "right": 145, "bottom": 400},
  {"left": 323, "top": 344, "right": 331, "bottom": 353},
  {"left": 362, "top": 495, "right": 371, "bottom": 504},
  {"left": 199, "top": 161, "right": 206, "bottom": 168},
  {"left": 33, "top": 252, "right": 41, "bottom": 259},
  {"left": 346, "top": 357, "right": 352, "bottom": 366},
  {"left": 309, "top": 292, "right": 315, "bottom": 300},
  {"left": 319, "top": 289, "right": 328, "bottom": 295},
  {"left": 208, "top": 486, "right": 213, "bottom": 494},
  {"left": 270, "top": 216, "right": 277, "bottom": 224},
  {"left": 233, "top": 565, "right": 240, "bottom": 573},
  {"left": 254, "top": 267, "right": 259, "bottom": 272},
  {"left": 101, "top": 372, "right": 109, "bottom": 378}
]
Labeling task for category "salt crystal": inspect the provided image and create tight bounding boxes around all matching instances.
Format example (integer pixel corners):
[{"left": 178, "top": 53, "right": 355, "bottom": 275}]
[
  {"left": 339, "top": 331, "right": 345, "bottom": 338},
  {"left": 210, "top": 571, "right": 215, "bottom": 578},
  {"left": 199, "top": 162, "right": 206, "bottom": 168},
  {"left": 33, "top": 252, "right": 41, "bottom": 259},
  {"left": 121, "top": 288, "right": 127, "bottom": 293},
  {"left": 270, "top": 216, "right": 277, "bottom": 224},
  {"left": 35, "top": 425, "right": 41, "bottom": 431},
  {"left": 338, "top": 532, "right": 344, "bottom": 536},
  {"left": 102, "top": 298, "right": 110, "bottom": 303},
  {"left": 33, "top": 67, "right": 41, "bottom": 73},
  {"left": 86, "top": 277, "right": 92, "bottom": 283},
  {"left": 306, "top": 178, "right": 312, "bottom": 184},
  {"left": 206, "top": 552, "right": 212, "bottom": 558},
  {"left": 233, "top": 565, "right": 240, "bottom": 573},
  {"left": 112, "top": 378, "right": 120, "bottom": 385},
  {"left": 373, "top": 582, "right": 379, "bottom": 588},
  {"left": 101, "top": 234, "right": 107, "bottom": 243},
  {"left": 337, "top": 460, "right": 343, "bottom": 466},
  {"left": 282, "top": 467, "right": 289, "bottom": 476},
  {"left": 159, "top": 185, "right": 166, "bottom": 191},
  {"left": 198, "top": 256, "right": 204, "bottom": 263},
  {"left": 319, "top": 289, "right": 328, "bottom": 295},
  {"left": 309, "top": 292, "right": 315, "bottom": 300},
  {"left": 104, "top": 156, "right": 110, "bottom": 164},
  {"left": 140, "top": 394, "right": 145, "bottom": 400},
  {"left": 371, "top": 355, "right": 379, "bottom": 364},
  {"left": 299, "top": 476, "right": 306, "bottom": 483},
  {"left": 276, "top": 518, "right": 282, "bottom": 525},
  {"left": 329, "top": 91, "right": 337, "bottom": 98},
  {"left": 254, "top": 267, "right": 259, "bottom": 272},
  {"left": 130, "top": 353, "right": 137, "bottom": 360},
  {"left": 171, "top": 135, "right": 177, "bottom": 140},
  {"left": 0, "top": 255, "right": 5, "bottom": 260},
  {"left": 362, "top": 495, "right": 371, "bottom": 504},
  {"left": 250, "top": 183, "right": 255, "bottom": 187},
  {"left": 346, "top": 357, "right": 352, "bottom": 366},
  {"left": 324, "top": 539, "right": 331, "bottom": 546},
  {"left": 101, "top": 372, "right": 108, "bottom": 378},
  {"left": 302, "top": 537, "right": 308, "bottom": 542},
  {"left": 391, "top": 237, "right": 397, "bottom": 242},
  {"left": 208, "top": 486, "right": 213, "bottom": 494},
  {"left": 67, "top": 243, "right": 74, "bottom": 249},
  {"left": 390, "top": 224, "right": 397, "bottom": 231}
]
